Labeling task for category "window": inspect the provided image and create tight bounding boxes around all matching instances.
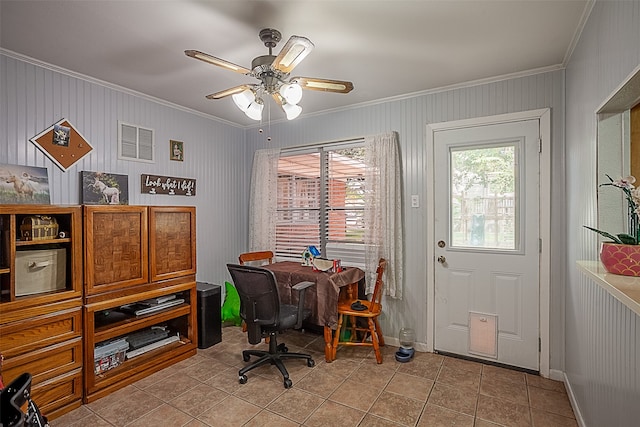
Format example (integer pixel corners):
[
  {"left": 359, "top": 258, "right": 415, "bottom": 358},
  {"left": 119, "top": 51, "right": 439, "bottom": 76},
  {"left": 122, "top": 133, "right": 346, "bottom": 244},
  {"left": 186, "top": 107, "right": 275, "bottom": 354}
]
[
  {"left": 250, "top": 132, "right": 403, "bottom": 298},
  {"left": 118, "top": 121, "right": 154, "bottom": 162},
  {"left": 276, "top": 145, "right": 366, "bottom": 265},
  {"left": 449, "top": 143, "right": 518, "bottom": 250}
]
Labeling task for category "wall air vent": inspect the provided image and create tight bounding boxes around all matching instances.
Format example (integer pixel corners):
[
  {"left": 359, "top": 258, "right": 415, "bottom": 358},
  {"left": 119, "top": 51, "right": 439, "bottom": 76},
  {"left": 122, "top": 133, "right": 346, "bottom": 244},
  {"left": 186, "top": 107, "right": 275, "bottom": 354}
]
[{"left": 118, "top": 121, "right": 154, "bottom": 163}]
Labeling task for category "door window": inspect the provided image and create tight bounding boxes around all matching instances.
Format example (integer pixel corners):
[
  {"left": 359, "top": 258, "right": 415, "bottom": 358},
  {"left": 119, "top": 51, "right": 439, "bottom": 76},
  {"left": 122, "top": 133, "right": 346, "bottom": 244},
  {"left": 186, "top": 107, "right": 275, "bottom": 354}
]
[{"left": 449, "top": 142, "right": 519, "bottom": 251}]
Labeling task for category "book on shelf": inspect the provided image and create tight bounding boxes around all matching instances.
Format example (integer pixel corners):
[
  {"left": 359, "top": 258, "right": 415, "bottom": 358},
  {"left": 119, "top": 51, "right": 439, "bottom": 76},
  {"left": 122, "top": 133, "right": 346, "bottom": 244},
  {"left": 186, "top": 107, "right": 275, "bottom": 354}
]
[
  {"left": 125, "top": 326, "right": 169, "bottom": 350},
  {"left": 126, "top": 333, "right": 181, "bottom": 359},
  {"left": 139, "top": 294, "right": 177, "bottom": 305},
  {"left": 119, "top": 298, "right": 184, "bottom": 316}
]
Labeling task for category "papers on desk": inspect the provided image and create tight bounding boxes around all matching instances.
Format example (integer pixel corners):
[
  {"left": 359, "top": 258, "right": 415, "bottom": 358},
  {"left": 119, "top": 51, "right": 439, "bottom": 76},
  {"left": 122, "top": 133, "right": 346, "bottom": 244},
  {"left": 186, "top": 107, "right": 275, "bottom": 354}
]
[{"left": 312, "top": 258, "right": 342, "bottom": 273}]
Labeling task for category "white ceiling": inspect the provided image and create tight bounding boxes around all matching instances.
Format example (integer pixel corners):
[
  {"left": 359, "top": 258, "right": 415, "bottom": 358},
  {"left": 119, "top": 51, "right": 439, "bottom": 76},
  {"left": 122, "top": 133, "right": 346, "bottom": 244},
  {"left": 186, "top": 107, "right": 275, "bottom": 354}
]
[{"left": 0, "top": 0, "right": 590, "bottom": 127}]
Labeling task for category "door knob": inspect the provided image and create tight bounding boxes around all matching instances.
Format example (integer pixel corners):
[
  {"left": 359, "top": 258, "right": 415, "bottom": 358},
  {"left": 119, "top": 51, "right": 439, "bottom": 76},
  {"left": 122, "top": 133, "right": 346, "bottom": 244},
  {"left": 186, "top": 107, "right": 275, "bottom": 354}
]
[{"left": 437, "top": 256, "right": 446, "bottom": 264}]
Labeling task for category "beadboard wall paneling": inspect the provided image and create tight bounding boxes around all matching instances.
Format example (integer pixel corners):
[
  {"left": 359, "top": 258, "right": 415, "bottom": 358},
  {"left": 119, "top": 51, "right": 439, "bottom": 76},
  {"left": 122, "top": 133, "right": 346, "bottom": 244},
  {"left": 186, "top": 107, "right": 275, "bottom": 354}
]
[
  {"left": 2, "top": 44, "right": 568, "bottom": 381},
  {"left": 0, "top": 53, "right": 249, "bottom": 286},
  {"left": 565, "top": 0, "right": 640, "bottom": 425},
  {"left": 246, "top": 70, "right": 566, "bottom": 371}
]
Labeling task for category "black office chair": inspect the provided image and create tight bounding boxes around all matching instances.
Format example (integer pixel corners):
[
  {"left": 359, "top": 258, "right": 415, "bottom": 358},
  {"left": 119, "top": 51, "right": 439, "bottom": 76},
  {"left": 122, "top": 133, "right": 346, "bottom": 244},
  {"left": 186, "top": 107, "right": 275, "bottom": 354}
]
[
  {"left": 0, "top": 373, "right": 49, "bottom": 427},
  {"left": 227, "top": 263, "right": 315, "bottom": 388}
]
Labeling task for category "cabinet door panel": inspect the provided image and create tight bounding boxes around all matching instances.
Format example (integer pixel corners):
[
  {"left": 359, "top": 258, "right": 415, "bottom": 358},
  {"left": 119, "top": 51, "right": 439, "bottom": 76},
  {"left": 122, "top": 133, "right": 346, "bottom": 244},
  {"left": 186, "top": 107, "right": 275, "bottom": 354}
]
[
  {"left": 84, "top": 206, "right": 148, "bottom": 295},
  {"left": 149, "top": 206, "right": 196, "bottom": 282}
]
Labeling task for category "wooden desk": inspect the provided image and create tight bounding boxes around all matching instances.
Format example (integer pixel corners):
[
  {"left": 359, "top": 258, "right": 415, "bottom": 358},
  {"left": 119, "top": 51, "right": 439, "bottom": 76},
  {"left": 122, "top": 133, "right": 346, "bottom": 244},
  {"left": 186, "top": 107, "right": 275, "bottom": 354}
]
[{"left": 264, "top": 261, "right": 365, "bottom": 362}]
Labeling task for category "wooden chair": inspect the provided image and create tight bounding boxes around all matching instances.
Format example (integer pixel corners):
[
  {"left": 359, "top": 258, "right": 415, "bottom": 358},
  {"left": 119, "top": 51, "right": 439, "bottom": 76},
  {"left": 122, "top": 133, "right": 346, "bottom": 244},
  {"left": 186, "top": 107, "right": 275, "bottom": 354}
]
[
  {"left": 238, "top": 250, "right": 274, "bottom": 266},
  {"left": 331, "top": 258, "right": 387, "bottom": 363}
]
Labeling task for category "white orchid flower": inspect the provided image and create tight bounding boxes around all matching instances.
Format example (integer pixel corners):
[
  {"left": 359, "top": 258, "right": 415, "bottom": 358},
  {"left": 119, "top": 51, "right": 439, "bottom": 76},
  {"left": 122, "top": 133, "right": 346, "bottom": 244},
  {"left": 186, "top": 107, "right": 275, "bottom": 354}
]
[{"left": 614, "top": 175, "right": 636, "bottom": 189}]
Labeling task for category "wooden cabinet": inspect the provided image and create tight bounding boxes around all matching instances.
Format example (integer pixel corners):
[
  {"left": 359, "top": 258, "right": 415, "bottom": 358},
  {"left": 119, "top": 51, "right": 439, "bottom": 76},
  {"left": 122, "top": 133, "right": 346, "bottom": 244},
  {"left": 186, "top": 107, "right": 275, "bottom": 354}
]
[
  {"left": 0, "top": 204, "right": 83, "bottom": 420},
  {"left": 82, "top": 205, "right": 197, "bottom": 403}
]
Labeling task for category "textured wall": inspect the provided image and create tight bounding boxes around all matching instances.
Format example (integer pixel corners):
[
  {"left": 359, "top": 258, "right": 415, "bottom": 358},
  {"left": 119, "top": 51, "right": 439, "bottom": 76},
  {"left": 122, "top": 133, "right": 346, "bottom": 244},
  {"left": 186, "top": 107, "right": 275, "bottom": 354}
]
[
  {"left": 0, "top": 53, "right": 250, "bottom": 286},
  {"left": 246, "top": 70, "right": 566, "bottom": 372},
  {"left": 564, "top": 1, "right": 640, "bottom": 425}
]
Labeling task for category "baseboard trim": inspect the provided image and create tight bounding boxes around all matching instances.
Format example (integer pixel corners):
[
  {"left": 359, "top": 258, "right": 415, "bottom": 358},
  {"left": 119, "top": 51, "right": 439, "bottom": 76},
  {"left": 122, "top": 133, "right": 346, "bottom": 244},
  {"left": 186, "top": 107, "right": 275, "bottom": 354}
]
[
  {"left": 548, "top": 368, "right": 565, "bottom": 381},
  {"left": 563, "top": 372, "right": 586, "bottom": 427}
]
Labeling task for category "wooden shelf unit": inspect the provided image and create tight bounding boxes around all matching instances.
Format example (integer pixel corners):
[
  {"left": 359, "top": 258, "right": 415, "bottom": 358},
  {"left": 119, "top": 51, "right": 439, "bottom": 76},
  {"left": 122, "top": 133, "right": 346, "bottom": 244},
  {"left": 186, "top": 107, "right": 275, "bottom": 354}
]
[
  {"left": 0, "top": 204, "right": 83, "bottom": 420},
  {"left": 82, "top": 205, "right": 197, "bottom": 403}
]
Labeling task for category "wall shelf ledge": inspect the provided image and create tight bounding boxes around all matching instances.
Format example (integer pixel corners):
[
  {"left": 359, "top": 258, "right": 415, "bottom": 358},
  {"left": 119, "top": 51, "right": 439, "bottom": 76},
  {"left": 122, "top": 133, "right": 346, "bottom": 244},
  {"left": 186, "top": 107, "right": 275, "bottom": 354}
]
[{"left": 577, "top": 260, "right": 640, "bottom": 316}]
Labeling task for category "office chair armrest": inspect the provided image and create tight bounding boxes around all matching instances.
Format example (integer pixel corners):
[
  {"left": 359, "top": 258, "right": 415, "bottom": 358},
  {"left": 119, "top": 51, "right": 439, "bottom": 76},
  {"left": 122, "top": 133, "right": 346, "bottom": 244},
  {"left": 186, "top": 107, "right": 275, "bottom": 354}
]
[
  {"left": 292, "top": 281, "right": 314, "bottom": 292},
  {"left": 292, "top": 281, "right": 314, "bottom": 329}
]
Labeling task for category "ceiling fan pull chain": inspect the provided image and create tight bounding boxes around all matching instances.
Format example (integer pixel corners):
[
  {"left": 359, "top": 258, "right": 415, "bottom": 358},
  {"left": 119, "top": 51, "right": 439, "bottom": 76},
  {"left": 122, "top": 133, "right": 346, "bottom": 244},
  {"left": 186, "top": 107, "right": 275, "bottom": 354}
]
[{"left": 267, "top": 102, "right": 272, "bottom": 142}]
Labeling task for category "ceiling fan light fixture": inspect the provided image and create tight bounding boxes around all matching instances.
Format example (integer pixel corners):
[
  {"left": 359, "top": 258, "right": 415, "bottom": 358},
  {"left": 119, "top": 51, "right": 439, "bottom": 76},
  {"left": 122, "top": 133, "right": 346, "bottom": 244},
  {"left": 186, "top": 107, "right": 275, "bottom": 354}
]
[
  {"left": 280, "top": 83, "right": 303, "bottom": 105},
  {"left": 232, "top": 88, "right": 256, "bottom": 111},
  {"left": 245, "top": 99, "right": 264, "bottom": 121},
  {"left": 186, "top": 29, "right": 353, "bottom": 122},
  {"left": 282, "top": 102, "right": 302, "bottom": 120}
]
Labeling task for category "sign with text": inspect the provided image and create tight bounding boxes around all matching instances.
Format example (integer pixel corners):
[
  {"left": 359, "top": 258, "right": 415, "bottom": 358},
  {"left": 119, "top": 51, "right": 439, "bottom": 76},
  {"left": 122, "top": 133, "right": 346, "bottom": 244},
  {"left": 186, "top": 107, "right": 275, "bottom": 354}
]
[{"left": 140, "top": 174, "right": 196, "bottom": 196}]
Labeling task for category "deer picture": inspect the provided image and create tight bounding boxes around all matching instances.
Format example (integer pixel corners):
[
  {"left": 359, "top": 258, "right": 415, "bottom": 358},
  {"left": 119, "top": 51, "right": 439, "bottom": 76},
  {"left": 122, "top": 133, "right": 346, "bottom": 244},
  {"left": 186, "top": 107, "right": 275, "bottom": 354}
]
[
  {"left": 92, "top": 176, "right": 120, "bottom": 204},
  {"left": 6, "top": 173, "right": 36, "bottom": 200}
]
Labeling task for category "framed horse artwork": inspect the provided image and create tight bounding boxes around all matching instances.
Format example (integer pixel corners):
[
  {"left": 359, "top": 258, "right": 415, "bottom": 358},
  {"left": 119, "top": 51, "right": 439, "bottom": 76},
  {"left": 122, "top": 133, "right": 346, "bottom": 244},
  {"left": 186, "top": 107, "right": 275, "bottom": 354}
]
[
  {"left": 81, "top": 171, "right": 129, "bottom": 205},
  {"left": 0, "top": 164, "right": 50, "bottom": 204}
]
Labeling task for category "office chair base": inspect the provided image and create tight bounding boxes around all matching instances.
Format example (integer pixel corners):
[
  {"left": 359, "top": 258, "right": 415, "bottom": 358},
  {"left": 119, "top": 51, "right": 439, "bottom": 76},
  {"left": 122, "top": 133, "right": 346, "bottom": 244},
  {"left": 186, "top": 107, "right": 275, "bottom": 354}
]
[{"left": 238, "top": 333, "right": 315, "bottom": 388}]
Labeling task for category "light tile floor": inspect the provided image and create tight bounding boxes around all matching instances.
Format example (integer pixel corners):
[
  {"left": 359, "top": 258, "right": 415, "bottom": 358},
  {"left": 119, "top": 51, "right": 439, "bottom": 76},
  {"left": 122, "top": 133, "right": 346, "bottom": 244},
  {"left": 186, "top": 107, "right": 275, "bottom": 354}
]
[{"left": 53, "top": 326, "right": 577, "bottom": 426}]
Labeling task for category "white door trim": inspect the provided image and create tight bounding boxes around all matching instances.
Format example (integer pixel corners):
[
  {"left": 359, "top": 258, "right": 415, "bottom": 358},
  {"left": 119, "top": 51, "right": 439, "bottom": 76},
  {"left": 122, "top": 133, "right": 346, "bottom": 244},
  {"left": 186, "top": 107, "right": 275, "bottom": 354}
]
[{"left": 426, "top": 108, "right": 551, "bottom": 377}]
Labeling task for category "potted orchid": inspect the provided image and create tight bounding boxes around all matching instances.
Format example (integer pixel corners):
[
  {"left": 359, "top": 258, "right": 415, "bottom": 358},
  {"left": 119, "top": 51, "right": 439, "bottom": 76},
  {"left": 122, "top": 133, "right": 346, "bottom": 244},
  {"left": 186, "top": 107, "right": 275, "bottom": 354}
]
[{"left": 584, "top": 175, "right": 640, "bottom": 276}]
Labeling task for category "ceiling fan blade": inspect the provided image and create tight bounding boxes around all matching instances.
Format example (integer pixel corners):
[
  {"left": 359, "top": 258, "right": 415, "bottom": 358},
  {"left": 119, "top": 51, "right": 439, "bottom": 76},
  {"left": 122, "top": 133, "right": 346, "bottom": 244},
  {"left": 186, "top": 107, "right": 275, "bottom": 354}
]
[
  {"left": 291, "top": 77, "right": 354, "bottom": 94},
  {"left": 206, "top": 85, "right": 253, "bottom": 100},
  {"left": 272, "top": 36, "right": 314, "bottom": 73},
  {"left": 185, "top": 50, "right": 251, "bottom": 75}
]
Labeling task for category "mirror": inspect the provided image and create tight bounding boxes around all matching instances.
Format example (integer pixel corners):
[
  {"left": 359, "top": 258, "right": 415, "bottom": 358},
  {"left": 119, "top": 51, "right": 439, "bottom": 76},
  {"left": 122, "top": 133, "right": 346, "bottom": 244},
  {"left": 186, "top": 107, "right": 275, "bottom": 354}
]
[{"left": 597, "top": 65, "right": 640, "bottom": 237}]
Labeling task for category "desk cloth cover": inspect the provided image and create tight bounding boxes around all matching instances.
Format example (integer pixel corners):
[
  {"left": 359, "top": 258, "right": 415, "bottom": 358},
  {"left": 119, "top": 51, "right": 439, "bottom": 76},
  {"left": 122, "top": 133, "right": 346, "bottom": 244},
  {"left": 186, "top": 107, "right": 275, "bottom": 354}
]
[{"left": 265, "top": 261, "right": 365, "bottom": 329}]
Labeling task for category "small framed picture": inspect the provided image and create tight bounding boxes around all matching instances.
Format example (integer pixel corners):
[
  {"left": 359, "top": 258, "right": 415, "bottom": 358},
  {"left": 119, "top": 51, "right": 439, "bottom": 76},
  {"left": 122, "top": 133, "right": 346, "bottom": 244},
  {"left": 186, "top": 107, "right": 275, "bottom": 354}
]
[
  {"left": 170, "top": 140, "right": 184, "bottom": 161},
  {"left": 52, "top": 124, "right": 70, "bottom": 146}
]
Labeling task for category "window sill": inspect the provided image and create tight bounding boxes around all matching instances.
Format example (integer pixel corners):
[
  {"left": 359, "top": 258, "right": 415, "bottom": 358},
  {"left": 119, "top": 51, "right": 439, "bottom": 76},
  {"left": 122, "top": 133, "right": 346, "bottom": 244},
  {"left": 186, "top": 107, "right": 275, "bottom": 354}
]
[{"left": 577, "top": 260, "right": 640, "bottom": 316}]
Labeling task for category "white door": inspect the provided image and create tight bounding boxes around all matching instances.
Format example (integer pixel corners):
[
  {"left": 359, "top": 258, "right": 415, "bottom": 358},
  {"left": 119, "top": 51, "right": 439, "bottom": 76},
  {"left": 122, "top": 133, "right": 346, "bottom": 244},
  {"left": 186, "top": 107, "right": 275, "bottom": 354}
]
[{"left": 433, "top": 119, "right": 540, "bottom": 371}]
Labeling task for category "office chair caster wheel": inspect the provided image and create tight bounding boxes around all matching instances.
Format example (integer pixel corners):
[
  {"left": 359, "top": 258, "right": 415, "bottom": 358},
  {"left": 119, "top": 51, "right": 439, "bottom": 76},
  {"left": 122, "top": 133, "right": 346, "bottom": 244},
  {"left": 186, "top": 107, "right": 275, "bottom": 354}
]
[
  {"left": 277, "top": 343, "right": 288, "bottom": 353},
  {"left": 239, "top": 375, "right": 248, "bottom": 384},
  {"left": 283, "top": 378, "right": 293, "bottom": 388},
  {"left": 243, "top": 354, "right": 251, "bottom": 362},
  {"left": 307, "top": 359, "right": 315, "bottom": 367}
]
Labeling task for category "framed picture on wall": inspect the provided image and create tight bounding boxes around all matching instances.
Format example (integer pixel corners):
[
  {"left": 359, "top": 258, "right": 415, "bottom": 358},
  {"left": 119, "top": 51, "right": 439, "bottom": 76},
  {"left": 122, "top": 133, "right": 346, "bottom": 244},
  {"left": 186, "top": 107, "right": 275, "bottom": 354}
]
[
  {"left": 81, "top": 171, "right": 129, "bottom": 205},
  {"left": 170, "top": 140, "right": 184, "bottom": 161},
  {"left": 0, "top": 164, "right": 50, "bottom": 204}
]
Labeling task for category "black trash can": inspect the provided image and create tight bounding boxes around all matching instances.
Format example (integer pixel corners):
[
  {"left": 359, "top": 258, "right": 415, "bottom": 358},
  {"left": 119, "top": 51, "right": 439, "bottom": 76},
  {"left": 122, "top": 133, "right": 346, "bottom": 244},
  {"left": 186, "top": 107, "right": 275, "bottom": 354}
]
[{"left": 196, "top": 282, "right": 222, "bottom": 349}]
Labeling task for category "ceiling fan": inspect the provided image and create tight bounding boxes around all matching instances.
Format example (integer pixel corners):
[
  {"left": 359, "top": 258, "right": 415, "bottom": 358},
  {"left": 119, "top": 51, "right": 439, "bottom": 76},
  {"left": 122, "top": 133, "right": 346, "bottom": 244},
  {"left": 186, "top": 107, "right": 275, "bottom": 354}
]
[{"left": 185, "top": 28, "right": 354, "bottom": 121}]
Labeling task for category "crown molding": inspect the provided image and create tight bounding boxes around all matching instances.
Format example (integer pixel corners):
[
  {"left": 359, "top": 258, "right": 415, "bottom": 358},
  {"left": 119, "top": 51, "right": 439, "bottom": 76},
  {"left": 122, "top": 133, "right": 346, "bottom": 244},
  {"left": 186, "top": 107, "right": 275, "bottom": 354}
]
[{"left": 0, "top": 48, "right": 243, "bottom": 129}]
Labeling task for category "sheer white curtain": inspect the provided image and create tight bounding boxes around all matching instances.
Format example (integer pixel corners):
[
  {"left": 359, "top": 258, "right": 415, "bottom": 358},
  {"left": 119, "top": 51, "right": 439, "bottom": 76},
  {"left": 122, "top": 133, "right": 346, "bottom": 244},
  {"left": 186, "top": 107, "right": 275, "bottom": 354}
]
[
  {"left": 364, "top": 132, "right": 404, "bottom": 299},
  {"left": 248, "top": 148, "right": 280, "bottom": 252}
]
